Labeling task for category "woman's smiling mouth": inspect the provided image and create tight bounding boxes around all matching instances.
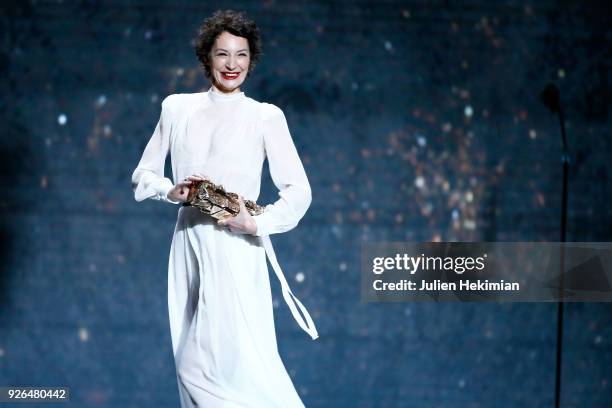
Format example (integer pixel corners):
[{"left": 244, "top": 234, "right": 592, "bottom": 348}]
[{"left": 221, "top": 72, "right": 240, "bottom": 79}]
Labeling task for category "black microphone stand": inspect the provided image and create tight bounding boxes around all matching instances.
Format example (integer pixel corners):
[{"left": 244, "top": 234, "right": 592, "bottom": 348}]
[{"left": 540, "top": 83, "right": 569, "bottom": 408}]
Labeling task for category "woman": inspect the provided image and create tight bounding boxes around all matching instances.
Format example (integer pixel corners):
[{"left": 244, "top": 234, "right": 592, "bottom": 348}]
[{"left": 130, "top": 9, "right": 318, "bottom": 408}]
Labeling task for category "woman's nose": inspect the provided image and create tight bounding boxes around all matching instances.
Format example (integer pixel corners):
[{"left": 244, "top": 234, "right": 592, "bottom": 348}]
[{"left": 226, "top": 56, "right": 238, "bottom": 69}]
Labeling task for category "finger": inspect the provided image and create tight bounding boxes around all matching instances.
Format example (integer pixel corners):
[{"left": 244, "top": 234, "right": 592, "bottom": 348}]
[
  {"left": 218, "top": 217, "right": 230, "bottom": 226},
  {"left": 238, "top": 196, "right": 249, "bottom": 216}
]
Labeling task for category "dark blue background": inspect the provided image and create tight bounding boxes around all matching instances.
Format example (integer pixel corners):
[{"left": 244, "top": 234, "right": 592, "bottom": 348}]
[{"left": 1, "top": 1, "right": 611, "bottom": 407}]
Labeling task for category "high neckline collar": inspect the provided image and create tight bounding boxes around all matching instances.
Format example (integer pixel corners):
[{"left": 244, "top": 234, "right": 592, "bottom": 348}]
[{"left": 207, "top": 86, "right": 245, "bottom": 103}]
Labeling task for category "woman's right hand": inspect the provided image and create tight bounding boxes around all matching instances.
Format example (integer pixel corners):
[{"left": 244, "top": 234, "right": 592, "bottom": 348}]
[{"left": 167, "top": 173, "right": 209, "bottom": 203}]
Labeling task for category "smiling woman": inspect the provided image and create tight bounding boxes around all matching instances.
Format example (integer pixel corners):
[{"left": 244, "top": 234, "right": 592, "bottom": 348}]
[{"left": 130, "top": 8, "right": 318, "bottom": 408}]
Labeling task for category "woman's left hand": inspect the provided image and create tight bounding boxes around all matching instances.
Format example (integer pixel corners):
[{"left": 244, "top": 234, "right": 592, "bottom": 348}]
[{"left": 218, "top": 196, "right": 257, "bottom": 235}]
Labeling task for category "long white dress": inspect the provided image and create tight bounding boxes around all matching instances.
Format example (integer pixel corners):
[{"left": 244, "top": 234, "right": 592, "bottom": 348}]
[{"left": 131, "top": 87, "right": 319, "bottom": 407}]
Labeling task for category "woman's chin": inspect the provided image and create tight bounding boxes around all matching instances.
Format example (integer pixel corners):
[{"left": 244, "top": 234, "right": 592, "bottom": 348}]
[{"left": 213, "top": 77, "right": 244, "bottom": 92}]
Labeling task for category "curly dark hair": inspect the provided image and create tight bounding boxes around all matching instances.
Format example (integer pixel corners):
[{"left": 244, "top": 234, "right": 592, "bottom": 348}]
[{"left": 194, "top": 10, "right": 262, "bottom": 80}]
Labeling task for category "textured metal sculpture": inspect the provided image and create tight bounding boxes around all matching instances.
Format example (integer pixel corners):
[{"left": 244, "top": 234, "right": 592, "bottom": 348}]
[{"left": 185, "top": 179, "right": 264, "bottom": 220}]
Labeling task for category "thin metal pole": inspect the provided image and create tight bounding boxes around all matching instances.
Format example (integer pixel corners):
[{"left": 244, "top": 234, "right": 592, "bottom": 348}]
[{"left": 554, "top": 105, "right": 569, "bottom": 408}]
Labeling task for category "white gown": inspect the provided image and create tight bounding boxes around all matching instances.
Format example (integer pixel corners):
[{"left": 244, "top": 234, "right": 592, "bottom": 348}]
[{"left": 131, "top": 87, "right": 319, "bottom": 407}]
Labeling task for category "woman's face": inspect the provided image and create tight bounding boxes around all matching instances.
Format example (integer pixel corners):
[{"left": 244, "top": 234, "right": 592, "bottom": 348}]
[{"left": 209, "top": 31, "right": 250, "bottom": 94}]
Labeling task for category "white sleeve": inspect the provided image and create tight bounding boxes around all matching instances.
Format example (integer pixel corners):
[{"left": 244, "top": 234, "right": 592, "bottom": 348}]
[
  {"left": 131, "top": 95, "right": 181, "bottom": 205},
  {"left": 252, "top": 104, "right": 312, "bottom": 236}
]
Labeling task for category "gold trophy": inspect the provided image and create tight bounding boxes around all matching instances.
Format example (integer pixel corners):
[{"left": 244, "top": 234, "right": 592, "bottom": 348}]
[{"left": 185, "top": 179, "right": 265, "bottom": 220}]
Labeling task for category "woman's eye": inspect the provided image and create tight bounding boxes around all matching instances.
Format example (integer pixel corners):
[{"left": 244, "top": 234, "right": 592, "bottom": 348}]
[{"left": 215, "top": 53, "right": 248, "bottom": 57}]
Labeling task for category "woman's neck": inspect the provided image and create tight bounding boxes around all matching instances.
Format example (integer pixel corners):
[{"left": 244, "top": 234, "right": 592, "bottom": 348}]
[{"left": 211, "top": 83, "right": 241, "bottom": 95}]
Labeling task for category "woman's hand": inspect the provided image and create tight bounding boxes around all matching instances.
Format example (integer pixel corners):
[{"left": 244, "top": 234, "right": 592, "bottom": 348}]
[
  {"left": 167, "top": 173, "right": 209, "bottom": 203},
  {"left": 218, "top": 196, "right": 258, "bottom": 235}
]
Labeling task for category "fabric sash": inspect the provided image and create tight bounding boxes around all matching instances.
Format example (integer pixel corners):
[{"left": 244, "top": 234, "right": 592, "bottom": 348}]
[{"left": 260, "top": 235, "right": 319, "bottom": 340}]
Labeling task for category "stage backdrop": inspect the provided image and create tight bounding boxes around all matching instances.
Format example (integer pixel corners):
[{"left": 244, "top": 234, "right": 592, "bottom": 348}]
[{"left": 1, "top": 1, "right": 611, "bottom": 407}]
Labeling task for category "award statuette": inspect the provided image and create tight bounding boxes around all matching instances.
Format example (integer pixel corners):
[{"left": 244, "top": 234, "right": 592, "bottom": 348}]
[{"left": 184, "top": 179, "right": 265, "bottom": 220}]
